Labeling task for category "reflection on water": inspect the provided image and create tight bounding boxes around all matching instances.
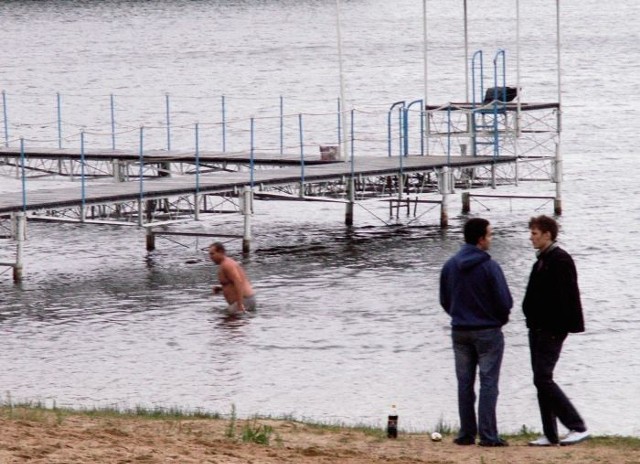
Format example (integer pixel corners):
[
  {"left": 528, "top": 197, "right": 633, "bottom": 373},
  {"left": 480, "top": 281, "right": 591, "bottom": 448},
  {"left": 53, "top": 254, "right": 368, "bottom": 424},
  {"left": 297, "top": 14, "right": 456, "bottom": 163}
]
[{"left": 1, "top": 0, "right": 640, "bottom": 437}]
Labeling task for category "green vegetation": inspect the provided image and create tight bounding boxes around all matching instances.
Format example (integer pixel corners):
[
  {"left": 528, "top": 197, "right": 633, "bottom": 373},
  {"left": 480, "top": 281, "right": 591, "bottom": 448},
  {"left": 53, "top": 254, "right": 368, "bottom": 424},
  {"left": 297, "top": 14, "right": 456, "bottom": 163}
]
[
  {"left": 432, "top": 415, "right": 456, "bottom": 435},
  {"left": 0, "top": 397, "right": 221, "bottom": 423},
  {"left": 241, "top": 419, "right": 274, "bottom": 445},
  {"left": 225, "top": 403, "right": 237, "bottom": 438}
]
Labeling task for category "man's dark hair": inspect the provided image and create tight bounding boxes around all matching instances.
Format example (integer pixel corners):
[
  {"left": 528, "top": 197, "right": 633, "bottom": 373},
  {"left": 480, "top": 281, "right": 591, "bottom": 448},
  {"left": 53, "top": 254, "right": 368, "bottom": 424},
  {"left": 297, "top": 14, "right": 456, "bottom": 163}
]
[
  {"left": 528, "top": 215, "right": 558, "bottom": 241},
  {"left": 211, "top": 242, "right": 226, "bottom": 253},
  {"left": 464, "top": 218, "right": 490, "bottom": 245}
]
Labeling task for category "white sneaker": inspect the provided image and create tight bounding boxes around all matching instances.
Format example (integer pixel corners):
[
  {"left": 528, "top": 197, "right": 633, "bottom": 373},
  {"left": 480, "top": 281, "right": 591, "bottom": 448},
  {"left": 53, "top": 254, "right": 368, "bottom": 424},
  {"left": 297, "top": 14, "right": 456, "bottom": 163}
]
[
  {"left": 560, "top": 430, "right": 590, "bottom": 446},
  {"left": 528, "top": 436, "right": 556, "bottom": 446}
]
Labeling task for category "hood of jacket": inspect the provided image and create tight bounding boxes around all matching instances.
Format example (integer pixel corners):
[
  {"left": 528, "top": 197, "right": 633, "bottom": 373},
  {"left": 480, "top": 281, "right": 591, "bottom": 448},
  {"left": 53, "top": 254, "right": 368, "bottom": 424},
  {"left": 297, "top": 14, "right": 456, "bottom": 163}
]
[{"left": 454, "top": 243, "right": 490, "bottom": 271}]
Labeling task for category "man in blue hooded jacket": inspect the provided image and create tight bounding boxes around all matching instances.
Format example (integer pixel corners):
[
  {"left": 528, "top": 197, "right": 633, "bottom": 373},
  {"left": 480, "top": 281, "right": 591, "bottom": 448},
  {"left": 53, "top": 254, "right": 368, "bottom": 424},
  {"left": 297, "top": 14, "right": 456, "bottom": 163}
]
[{"left": 440, "top": 218, "right": 513, "bottom": 447}]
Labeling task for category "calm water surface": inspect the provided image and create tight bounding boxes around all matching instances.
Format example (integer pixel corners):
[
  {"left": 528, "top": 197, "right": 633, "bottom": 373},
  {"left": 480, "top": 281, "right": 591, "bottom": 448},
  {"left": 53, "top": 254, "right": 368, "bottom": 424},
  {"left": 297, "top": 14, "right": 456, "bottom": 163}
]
[{"left": 1, "top": 0, "right": 639, "bottom": 435}]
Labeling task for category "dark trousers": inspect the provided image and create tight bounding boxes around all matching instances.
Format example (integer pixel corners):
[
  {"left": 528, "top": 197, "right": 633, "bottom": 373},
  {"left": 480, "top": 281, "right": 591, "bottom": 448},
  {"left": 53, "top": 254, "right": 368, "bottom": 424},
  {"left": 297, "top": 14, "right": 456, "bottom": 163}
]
[
  {"left": 452, "top": 327, "right": 504, "bottom": 443},
  {"left": 529, "top": 329, "right": 586, "bottom": 443}
]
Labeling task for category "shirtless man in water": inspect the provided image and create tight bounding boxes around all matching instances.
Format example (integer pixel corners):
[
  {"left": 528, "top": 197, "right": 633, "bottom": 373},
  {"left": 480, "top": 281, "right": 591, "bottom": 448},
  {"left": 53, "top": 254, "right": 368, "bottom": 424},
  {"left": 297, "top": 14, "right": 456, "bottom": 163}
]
[{"left": 209, "top": 242, "right": 256, "bottom": 313}]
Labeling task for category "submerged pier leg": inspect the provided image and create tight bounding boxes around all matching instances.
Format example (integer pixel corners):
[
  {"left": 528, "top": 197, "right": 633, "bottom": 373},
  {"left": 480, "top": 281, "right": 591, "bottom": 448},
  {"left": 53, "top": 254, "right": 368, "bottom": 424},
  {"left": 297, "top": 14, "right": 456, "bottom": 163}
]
[
  {"left": 554, "top": 142, "right": 563, "bottom": 215},
  {"left": 242, "top": 187, "right": 253, "bottom": 253},
  {"left": 13, "top": 212, "right": 25, "bottom": 283},
  {"left": 146, "top": 227, "right": 155, "bottom": 251},
  {"left": 462, "top": 192, "right": 471, "bottom": 214},
  {"left": 439, "top": 167, "right": 449, "bottom": 228},
  {"left": 345, "top": 177, "right": 355, "bottom": 226}
]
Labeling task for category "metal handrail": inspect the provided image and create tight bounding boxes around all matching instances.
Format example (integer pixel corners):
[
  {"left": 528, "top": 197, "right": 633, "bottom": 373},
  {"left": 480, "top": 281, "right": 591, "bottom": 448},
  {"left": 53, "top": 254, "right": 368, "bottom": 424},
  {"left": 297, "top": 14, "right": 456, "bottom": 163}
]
[{"left": 387, "top": 101, "right": 405, "bottom": 157}]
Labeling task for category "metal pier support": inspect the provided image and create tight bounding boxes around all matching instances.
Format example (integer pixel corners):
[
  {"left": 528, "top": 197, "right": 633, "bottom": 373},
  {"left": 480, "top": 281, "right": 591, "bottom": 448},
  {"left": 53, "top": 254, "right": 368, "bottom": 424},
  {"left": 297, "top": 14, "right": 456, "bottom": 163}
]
[
  {"left": 13, "top": 212, "right": 25, "bottom": 282},
  {"left": 146, "top": 227, "right": 155, "bottom": 251},
  {"left": 345, "top": 177, "right": 355, "bottom": 226},
  {"left": 439, "top": 166, "right": 449, "bottom": 228},
  {"left": 554, "top": 141, "right": 563, "bottom": 215},
  {"left": 242, "top": 187, "right": 253, "bottom": 253},
  {"left": 462, "top": 192, "right": 471, "bottom": 214},
  {"left": 113, "top": 159, "right": 125, "bottom": 182}
]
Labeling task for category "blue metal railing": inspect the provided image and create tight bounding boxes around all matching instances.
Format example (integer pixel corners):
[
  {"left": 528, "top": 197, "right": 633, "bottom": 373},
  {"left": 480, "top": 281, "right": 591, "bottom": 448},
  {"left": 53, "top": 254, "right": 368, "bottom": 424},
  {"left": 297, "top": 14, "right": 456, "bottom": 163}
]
[
  {"left": 138, "top": 126, "right": 144, "bottom": 211},
  {"left": 279, "top": 96, "right": 284, "bottom": 155},
  {"left": 249, "top": 117, "right": 255, "bottom": 189},
  {"left": 221, "top": 95, "right": 226, "bottom": 152},
  {"left": 298, "top": 113, "right": 304, "bottom": 190},
  {"left": 195, "top": 123, "right": 200, "bottom": 196},
  {"left": 56, "top": 92, "right": 62, "bottom": 149},
  {"left": 337, "top": 97, "right": 342, "bottom": 153},
  {"left": 350, "top": 109, "right": 355, "bottom": 176},
  {"left": 165, "top": 93, "right": 171, "bottom": 151},
  {"left": 2, "top": 90, "right": 9, "bottom": 147},
  {"left": 20, "top": 138, "right": 26, "bottom": 211},
  {"left": 471, "top": 50, "right": 484, "bottom": 109},
  {"left": 80, "top": 131, "right": 86, "bottom": 218},
  {"left": 387, "top": 101, "right": 405, "bottom": 157},
  {"left": 404, "top": 99, "right": 424, "bottom": 156},
  {"left": 110, "top": 94, "right": 116, "bottom": 150},
  {"left": 492, "top": 49, "right": 507, "bottom": 158},
  {"left": 470, "top": 49, "right": 508, "bottom": 158}
]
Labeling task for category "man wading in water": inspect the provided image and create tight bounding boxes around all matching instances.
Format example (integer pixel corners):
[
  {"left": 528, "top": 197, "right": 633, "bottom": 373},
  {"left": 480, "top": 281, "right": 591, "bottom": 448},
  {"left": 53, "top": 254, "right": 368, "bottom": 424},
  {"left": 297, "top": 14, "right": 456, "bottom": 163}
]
[{"left": 209, "top": 242, "right": 256, "bottom": 314}]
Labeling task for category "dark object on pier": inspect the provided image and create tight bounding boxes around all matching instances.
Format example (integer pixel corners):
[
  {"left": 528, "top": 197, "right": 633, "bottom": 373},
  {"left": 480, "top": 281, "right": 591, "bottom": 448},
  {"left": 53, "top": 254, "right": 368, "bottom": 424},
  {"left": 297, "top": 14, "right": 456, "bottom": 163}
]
[{"left": 483, "top": 86, "right": 518, "bottom": 104}]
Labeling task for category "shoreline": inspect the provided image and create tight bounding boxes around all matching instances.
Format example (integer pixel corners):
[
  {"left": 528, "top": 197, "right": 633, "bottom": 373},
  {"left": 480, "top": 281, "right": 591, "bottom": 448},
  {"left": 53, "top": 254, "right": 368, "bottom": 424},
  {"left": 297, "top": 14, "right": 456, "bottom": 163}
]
[{"left": 1, "top": 405, "right": 639, "bottom": 464}]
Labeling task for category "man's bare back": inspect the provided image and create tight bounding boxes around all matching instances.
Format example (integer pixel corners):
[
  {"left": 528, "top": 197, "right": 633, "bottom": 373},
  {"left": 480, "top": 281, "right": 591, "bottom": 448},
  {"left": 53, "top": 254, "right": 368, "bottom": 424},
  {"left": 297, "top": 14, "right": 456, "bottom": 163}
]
[{"left": 209, "top": 242, "right": 255, "bottom": 313}]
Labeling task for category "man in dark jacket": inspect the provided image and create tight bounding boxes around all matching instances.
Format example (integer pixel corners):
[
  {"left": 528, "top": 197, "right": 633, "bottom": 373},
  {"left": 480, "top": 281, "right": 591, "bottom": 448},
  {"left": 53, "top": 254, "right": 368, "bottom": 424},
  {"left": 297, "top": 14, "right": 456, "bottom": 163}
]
[
  {"left": 440, "top": 218, "right": 512, "bottom": 447},
  {"left": 523, "top": 215, "right": 589, "bottom": 447}
]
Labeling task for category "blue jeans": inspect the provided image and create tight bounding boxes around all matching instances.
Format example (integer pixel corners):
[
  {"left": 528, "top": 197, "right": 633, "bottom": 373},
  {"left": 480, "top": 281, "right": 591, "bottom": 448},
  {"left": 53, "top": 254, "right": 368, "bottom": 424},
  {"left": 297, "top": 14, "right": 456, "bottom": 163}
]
[
  {"left": 529, "top": 329, "right": 586, "bottom": 443},
  {"left": 452, "top": 327, "right": 504, "bottom": 443}
]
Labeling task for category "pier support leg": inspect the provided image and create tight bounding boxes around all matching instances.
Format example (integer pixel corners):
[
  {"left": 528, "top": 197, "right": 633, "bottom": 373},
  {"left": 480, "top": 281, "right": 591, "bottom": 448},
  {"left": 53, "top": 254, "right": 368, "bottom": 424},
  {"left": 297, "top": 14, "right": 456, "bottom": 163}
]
[
  {"left": 194, "top": 193, "right": 200, "bottom": 221},
  {"left": 242, "top": 187, "right": 253, "bottom": 254},
  {"left": 439, "top": 167, "right": 449, "bottom": 228},
  {"left": 137, "top": 200, "right": 144, "bottom": 227},
  {"left": 396, "top": 174, "right": 404, "bottom": 220},
  {"left": 13, "top": 212, "right": 25, "bottom": 283},
  {"left": 160, "top": 161, "right": 171, "bottom": 178},
  {"left": 462, "top": 192, "right": 470, "bottom": 214},
  {"left": 345, "top": 177, "right": 355, "bottom": 226},
  {"left": 491, "top": 163, "right": 497, "bottom": 189},
  {"left": 554, "top": 142, "right": 563, "bottom": 215},
  {"left": 113, "top": 159, "right": 124, "bottom": 182},
  {"left": 146, "top": 227, "right": 155, "bottom": 251}
]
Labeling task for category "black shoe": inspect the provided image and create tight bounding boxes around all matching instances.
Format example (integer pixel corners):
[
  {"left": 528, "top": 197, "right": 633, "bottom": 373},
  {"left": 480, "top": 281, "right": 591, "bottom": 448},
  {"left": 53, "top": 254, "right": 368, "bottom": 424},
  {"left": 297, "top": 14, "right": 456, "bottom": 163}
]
[
  {"left": 478, "top": 438, "right": 509, "bottom": 447},
  {"left": 453, "top": 436, "right": 476, "bottom": 446}
]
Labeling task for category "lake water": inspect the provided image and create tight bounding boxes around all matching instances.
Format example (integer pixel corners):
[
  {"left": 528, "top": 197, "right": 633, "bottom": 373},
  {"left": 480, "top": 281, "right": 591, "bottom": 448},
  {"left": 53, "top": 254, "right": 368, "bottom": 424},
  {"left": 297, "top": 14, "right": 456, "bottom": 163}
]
[{"left": 1, "top": 0, "right": 639, "bottom": 436}]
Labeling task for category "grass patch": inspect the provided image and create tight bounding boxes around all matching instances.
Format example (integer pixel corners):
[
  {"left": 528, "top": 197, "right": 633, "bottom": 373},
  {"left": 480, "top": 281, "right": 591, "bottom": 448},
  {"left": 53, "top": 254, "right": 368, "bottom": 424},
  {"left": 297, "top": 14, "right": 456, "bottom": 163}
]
[
  {"left": 241, "top": 420, "right": 274, "bottom": 445},
  {"left": 588, "top": 435, "right": 640, "bottom": 450},
  {"left": 0, "top": 397, "right": 221, "bottom": 423},
  {"left": 432, "top": 415, "right": 457, "bottom": 435},
  {"left": 298, "top": 419, "right": 385, "bottom": 439},
  {"left": 225, "top": 404, "right": 237, "bottom": 439}
]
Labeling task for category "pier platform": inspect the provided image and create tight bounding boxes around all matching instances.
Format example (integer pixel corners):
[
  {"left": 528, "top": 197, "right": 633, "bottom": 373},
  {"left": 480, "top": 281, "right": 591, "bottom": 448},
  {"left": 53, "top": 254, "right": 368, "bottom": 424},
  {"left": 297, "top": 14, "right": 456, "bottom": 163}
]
[{"left": 0, "top": 154, "right": 514, "bottom": 214}]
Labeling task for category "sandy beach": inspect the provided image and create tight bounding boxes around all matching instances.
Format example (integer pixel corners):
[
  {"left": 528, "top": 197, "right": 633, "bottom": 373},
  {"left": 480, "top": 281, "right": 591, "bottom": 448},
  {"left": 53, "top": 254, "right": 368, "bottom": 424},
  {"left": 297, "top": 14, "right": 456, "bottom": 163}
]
[{"left": 1, "top": 407, "right": 638, "bottom": 463}]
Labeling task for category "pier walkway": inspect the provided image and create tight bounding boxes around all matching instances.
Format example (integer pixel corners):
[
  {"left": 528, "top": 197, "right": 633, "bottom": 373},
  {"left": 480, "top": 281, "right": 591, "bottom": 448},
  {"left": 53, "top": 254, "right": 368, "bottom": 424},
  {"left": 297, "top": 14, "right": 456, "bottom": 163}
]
[
  {"left": 0, "top": 150, "right": 518, "bottom": 281},
  {"left": 0, "top": 147, "right": 334, "bottom": 166},
  {"left": 0, "top": 153, "right": 515, "bottom": 214}
]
